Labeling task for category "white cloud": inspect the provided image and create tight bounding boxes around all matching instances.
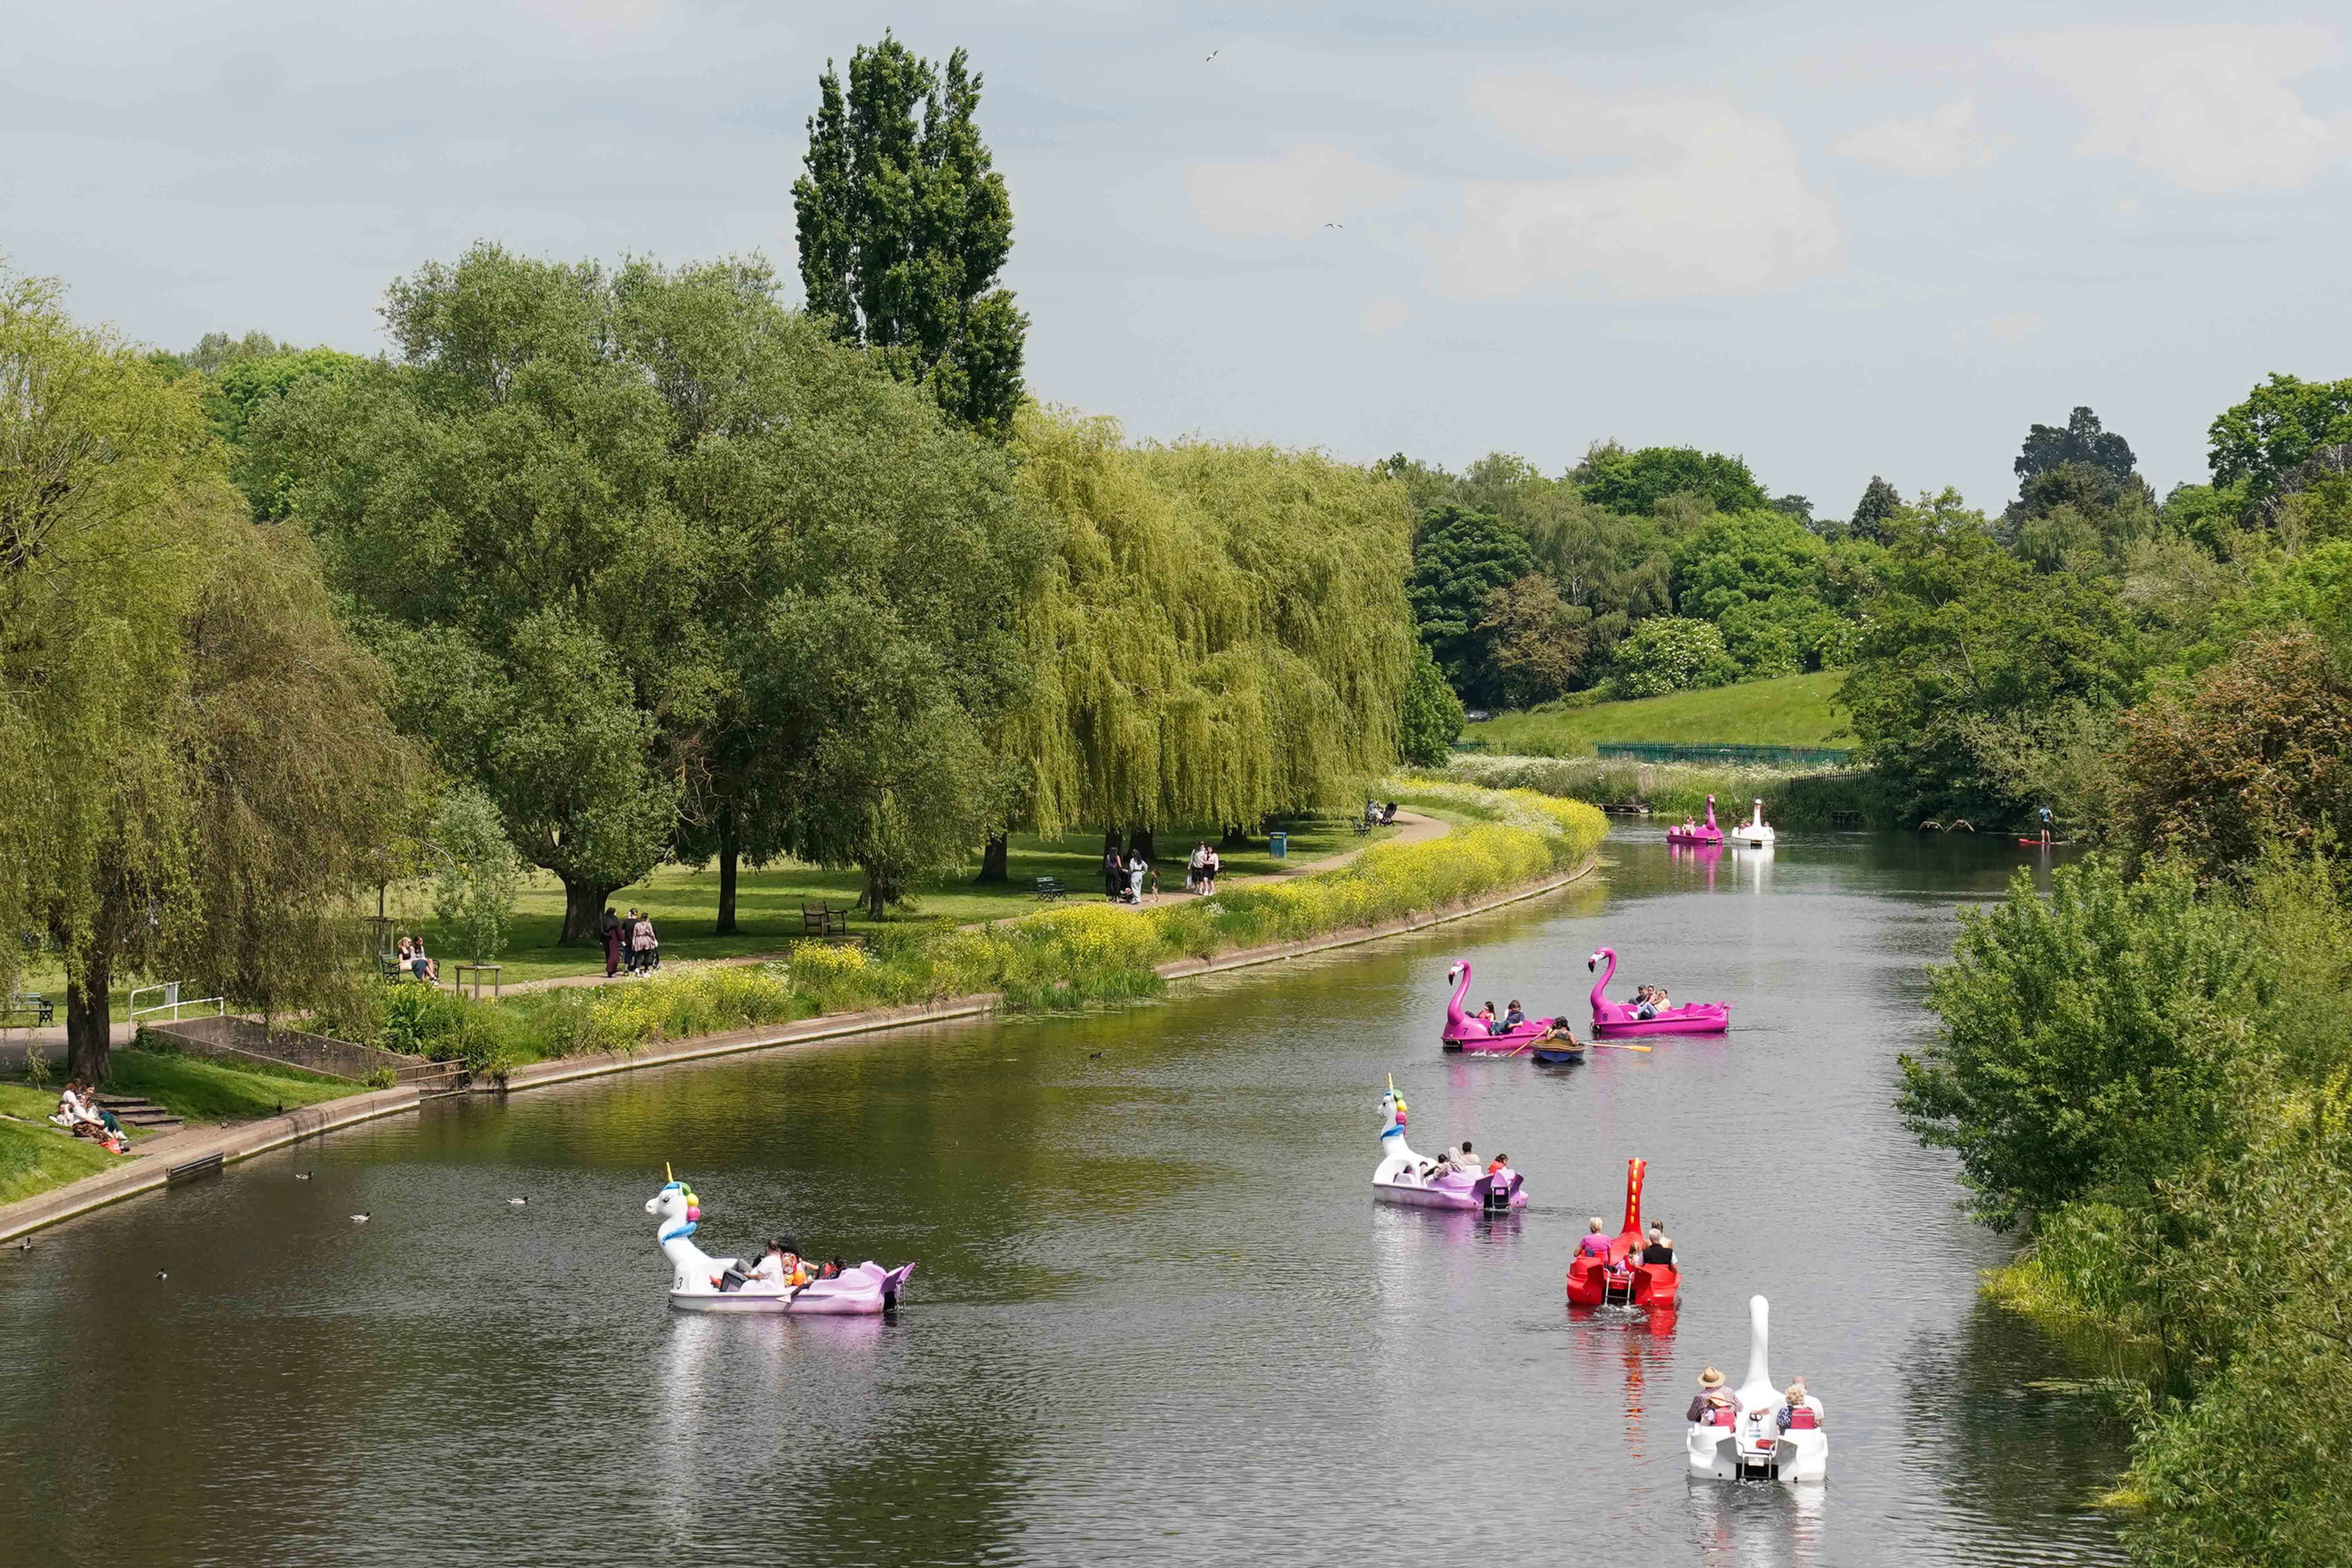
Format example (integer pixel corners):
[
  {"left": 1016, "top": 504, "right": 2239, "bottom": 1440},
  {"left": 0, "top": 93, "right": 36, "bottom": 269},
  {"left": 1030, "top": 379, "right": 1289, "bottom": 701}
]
[
  {"left": 1832, "top": 98, "right": 1987, "bottom": 175},
  {"left": 2004, "top": 25, "right": 2352, "bottom": 192},
  {"left": 1359, "top": 296, "right": 1410, "bottom": 334},
  {"left": 1185, "top": 142, "right": 1403, "bottom": 239},
  {"left": 1430, "top": 76, "right": 1843, "bottom": 299},
  {"left": 1985, "top": 312, "right": 2047, "bottom": 344}
]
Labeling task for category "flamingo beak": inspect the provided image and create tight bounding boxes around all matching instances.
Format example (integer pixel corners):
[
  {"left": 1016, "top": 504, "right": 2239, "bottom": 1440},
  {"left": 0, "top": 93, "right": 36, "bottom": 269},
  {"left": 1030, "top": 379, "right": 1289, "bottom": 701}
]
[{"left": 1586, "top": 956, "right": 1596, "bottom": 972}]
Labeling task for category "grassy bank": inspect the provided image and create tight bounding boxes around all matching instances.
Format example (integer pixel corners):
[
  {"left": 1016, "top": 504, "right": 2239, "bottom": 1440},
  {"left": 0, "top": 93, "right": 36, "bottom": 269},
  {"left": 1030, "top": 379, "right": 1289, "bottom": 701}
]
[
  {"left": 1445, "top": 752, "right": 1895, "bottom": 829},
  {"left": 323, "top": 780, "right": 1608, "bottom": 1076},
  {"left": 1465, "top": 670, "right": 1847, "bottom": 757},
  {"left": 0, "top": 1047, "right": 353, "bottom": 1206}
]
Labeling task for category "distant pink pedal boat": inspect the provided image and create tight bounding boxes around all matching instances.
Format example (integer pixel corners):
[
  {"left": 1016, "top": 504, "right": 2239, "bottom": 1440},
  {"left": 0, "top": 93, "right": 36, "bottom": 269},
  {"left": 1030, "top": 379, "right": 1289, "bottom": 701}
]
[
  {"left": 1588, "top": 947, "right": 1731, "bottom": 1036},
  {"left": 1440, "top": 960, "right": 1557, "bottom": 1052},
  {"left": 1665, "top": 795, "right": 1725, "bottom": 847}
]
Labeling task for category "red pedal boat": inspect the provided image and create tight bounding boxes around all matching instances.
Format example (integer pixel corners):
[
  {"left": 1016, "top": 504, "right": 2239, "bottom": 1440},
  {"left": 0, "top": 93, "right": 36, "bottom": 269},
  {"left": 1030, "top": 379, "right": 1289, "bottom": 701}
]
[{"left": 1567, "top": 1156, "right": 1680, "bottom": 1308}]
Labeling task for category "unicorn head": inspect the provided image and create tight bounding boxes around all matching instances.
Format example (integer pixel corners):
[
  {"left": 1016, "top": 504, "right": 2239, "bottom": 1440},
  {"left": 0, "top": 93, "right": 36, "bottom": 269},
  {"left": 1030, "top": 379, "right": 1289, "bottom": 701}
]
[
  {"left": 646, "top": 1179, "right": 702, "bottom": 1237},
  {"left": 1380, "top": 1076, "right": 1408, "bottom": 1138}
]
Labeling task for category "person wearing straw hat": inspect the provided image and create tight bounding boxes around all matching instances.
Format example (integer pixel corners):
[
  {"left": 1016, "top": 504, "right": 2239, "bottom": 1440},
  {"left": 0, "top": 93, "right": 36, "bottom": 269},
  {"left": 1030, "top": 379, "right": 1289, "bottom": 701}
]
[{"left": 1686, "top": 1367, "right": 1740, "bottom": 1423}]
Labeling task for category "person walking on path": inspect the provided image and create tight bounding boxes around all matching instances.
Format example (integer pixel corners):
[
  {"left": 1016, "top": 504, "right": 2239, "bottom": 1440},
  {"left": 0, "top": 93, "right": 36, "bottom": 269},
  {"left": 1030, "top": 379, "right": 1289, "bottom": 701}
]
[
  {"left": 599, "top": 907, "right": 623, "bottom": 978},
  {"left": 633, "top": 913, "right": 660, "bottom": 974},
  {"left": 1103, "top": 844, "right": 1125, "bottom": 902},
  {"left": 1125, "top": 851, "right": 1147, "bottom": 905}
]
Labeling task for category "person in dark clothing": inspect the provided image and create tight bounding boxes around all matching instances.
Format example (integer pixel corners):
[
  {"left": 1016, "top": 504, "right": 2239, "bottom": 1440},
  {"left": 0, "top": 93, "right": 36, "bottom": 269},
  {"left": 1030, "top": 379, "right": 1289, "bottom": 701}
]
[
  {"left": 1103, "top": 845, "right": 1125, "bottom": 901},
  {"left": 600, "top": 907, "right": 622, "bottom": 978},
  {"left": 1641, "top": 1222, "right": 1677, "bottom": 1267}
]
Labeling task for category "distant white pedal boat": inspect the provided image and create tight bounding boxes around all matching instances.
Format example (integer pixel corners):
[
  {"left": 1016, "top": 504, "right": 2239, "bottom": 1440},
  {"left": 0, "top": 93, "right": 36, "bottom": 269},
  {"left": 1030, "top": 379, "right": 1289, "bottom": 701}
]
[{"left": 1735, "top": 799, "right": 1776, "bottom": 847}]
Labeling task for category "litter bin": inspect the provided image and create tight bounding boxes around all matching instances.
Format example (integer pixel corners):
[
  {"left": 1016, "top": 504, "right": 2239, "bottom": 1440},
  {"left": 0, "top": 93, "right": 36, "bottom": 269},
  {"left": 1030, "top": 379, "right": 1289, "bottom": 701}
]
[{"left": 1269, "top": 831, "right": 1288, "bottom": 859}]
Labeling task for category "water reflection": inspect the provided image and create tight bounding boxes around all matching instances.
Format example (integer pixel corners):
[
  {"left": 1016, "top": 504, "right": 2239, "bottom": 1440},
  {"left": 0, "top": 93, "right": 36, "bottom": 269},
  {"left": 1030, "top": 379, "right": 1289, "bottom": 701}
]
[{"left": 0, "top": 831, "right": 2126, "bottom": 1566}]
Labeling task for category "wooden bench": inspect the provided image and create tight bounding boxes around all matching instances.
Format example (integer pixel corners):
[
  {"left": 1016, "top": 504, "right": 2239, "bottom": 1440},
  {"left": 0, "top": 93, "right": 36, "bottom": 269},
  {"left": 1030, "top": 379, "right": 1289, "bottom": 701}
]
[
  {"left": 800, "top": 899, "right": 849, "bottom": 938},
  {"left": 1033, "top": 877, "right": 1067, "bottom": 902},
  {"left": 3, "top": 991, "right": 54, "bottom": 1026}
]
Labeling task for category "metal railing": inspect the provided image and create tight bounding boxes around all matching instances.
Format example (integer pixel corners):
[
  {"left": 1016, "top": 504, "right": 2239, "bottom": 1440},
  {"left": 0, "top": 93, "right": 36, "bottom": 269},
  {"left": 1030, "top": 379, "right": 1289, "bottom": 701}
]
[{"left": 128, "top": 982, "right": 226, "bottom": 1026}]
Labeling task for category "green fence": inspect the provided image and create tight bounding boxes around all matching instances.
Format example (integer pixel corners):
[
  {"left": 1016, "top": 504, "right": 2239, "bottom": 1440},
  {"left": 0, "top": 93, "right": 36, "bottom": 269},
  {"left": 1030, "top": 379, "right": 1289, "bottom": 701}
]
[{"left": 1594, "top": 742, "right": 1853, "bottom": 766}]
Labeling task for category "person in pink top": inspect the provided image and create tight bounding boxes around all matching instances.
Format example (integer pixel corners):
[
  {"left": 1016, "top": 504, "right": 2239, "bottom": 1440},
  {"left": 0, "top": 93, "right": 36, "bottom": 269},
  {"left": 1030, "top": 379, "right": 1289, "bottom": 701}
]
[{"left": 1577, "top": 1218, "right": 1612, "bottom": 1259}]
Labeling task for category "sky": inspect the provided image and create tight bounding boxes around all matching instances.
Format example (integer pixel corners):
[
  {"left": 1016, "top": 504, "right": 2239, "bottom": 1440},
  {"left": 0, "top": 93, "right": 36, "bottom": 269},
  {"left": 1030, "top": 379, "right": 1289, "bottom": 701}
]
[{"left": 4, "top": 0, "right": 2350, "bottom": 515}]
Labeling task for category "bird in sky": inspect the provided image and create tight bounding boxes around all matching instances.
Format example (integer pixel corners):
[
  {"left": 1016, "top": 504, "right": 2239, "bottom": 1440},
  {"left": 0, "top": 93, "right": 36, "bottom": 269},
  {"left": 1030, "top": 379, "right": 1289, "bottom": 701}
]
[
  {"left": 1324, "top": 221, "right": 1343, "bottom": 229},
  {"left": 1206, "top": 50, "right": 1218, "bottom": 60}
]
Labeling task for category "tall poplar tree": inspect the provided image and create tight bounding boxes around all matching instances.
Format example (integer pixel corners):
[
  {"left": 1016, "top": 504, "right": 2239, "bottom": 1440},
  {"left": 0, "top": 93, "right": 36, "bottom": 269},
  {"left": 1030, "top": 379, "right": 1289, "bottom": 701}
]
[{"left": 792, "top": 34, "right": 1028, "bottom": 438}]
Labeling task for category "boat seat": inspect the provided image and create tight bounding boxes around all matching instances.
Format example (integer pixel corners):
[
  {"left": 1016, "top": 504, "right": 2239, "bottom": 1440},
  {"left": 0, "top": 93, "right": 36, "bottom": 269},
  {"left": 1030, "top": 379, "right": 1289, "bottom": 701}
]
[
  {"left": 1788, "top": 1408, "right": 1818, "bottom": 1430},
  {"left": 1707, "top": 1406, "right": 1738, "bottom": 1427}
]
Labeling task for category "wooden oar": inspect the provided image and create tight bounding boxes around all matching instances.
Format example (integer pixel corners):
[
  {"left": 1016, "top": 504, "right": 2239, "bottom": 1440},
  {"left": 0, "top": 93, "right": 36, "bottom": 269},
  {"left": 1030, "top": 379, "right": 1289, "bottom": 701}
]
[{"left": 1590, "top": 1040, "right": 1652, "bottom": 1053}]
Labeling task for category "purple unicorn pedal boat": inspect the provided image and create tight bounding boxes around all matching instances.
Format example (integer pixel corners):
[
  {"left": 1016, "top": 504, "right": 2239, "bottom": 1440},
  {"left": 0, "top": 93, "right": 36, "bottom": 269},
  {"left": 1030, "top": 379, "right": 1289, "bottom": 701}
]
[
  {"left": 1371, "top": 1082, "right": 1527, "bottom": 1212},
  {"left": 647, "top": 1176, "right": 913, "bottom": 1314}
]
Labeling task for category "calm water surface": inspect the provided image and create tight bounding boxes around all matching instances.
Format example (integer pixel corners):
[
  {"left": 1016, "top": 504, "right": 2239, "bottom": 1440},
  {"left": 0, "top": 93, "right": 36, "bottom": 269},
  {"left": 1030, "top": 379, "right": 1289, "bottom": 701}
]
[{"left": 2, "top": 831, "right": 2129, "bottom": 1567}]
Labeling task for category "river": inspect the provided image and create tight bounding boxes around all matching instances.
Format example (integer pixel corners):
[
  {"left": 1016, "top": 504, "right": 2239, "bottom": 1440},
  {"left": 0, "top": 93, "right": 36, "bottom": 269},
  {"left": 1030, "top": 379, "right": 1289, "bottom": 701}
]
[{"left": 1, "top": 830, "right": 2128, "bottom": 1567}]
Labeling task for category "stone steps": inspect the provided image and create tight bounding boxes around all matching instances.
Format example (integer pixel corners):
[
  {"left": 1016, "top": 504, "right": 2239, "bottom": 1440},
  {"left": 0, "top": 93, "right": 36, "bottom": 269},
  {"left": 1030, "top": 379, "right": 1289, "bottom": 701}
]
[{"left": 94, "top": 1095, "right": 185, "bottom": 1133}]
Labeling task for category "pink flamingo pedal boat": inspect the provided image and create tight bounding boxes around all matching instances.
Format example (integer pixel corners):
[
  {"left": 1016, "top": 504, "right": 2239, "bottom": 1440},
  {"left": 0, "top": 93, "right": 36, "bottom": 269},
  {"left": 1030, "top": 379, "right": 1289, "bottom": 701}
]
[
  {"left": 1439, "top": 960, "right": 1560, "bottom": 1052},
  {"left": 1588, "top": 947, "right": 1731, "bottom": 1036},
  {"left": 1665, "top": 795, "right": 1726, "bottom": 847}
]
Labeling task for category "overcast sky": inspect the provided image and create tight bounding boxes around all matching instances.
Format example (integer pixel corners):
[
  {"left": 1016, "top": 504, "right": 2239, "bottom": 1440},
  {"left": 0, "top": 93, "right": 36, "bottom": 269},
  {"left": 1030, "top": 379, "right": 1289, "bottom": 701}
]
[{"left": 6, "top": 0, "right": 2350, "bottom": 514}]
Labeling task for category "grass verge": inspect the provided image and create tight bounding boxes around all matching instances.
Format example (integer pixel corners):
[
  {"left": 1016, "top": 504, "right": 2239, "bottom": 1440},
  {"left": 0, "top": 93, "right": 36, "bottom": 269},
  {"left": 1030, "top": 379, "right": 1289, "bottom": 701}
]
[{"left": 1465, "top": 670, "right": 1847, "bottom": 757}]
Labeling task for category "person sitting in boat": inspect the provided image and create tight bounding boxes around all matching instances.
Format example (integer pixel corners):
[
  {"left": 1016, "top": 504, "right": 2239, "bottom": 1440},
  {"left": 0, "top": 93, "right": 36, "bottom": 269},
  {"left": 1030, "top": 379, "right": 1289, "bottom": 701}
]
[
  {"left": 1577, "top": 1218, "right": 1612, "bottom": 1261},
  {"left": 1687, "top": 1367, "right": 1740, "bottom": 1423},
  {"left": 1537, "top": 1016, "right": 1581, "bottom": 1045},
  {"left": 1475, "top": 1001, "right": 1500, "bottom": 1034},
  {"left": 1641, "top": 1223, "right": 1677, "bottom": 1267},
  {"left": 1440, "top": 1140, "right": 1476, "bottom": 1174},
  {"left": 1774, "top": 1383, "right": 1822, "bottom": 1432},
  {"left": 1486, "top": 1153, "right": 1513, "bottom": 1182},
  {"left": 1501, "top": 999, "right": 1527, "bottom": 1031},
  {"left": 1632, "top": 986, "right": 1659, "bottom": 1021},
  {"left": 728, "top": 1235, "right": 811, "bottom": 1292}
]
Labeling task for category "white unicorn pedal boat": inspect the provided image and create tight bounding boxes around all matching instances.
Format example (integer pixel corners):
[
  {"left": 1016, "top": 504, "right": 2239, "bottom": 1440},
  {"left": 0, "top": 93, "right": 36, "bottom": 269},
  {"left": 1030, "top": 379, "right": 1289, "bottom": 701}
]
[
  {"left": 1371, "top": 1081, "right": 1526, "bottom": 1213},
  {"left": 647, "top": 1176, "right": 913, "bottom": 1315},
  {"left": 1687, "top": 1294, "right": 1827, "bottom": 1483}
]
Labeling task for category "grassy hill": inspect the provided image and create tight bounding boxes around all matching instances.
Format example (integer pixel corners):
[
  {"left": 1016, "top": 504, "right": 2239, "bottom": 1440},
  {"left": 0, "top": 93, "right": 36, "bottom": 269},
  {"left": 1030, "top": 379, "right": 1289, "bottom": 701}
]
[{"left": 1465, "top": 670, "right": 1849, "bottom": 757}]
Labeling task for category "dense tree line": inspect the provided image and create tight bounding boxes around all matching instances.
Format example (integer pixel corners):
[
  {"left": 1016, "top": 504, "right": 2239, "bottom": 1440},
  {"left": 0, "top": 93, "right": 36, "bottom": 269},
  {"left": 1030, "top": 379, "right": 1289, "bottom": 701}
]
[
  {"left": 1387, "top": 443, "right": 1873, "bottom": 711},
  {"left": 1882, "top": 379, "right": 2352, "bottom": 1564}
]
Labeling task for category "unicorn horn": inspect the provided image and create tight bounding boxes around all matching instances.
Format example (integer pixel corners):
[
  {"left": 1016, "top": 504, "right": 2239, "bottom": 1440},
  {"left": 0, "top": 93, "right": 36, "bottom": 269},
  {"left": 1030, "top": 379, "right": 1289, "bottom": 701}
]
[{"left": 665, "top": 1161, "right": 673, "bottom": 1183}]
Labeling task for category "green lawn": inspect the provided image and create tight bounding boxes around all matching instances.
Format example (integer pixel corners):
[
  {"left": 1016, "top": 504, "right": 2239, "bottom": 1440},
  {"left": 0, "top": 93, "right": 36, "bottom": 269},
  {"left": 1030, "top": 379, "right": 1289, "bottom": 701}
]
[
  {"left": 0, "top": 1048, "right": 354, "bottom": 1207},
  {"left": 1465, "top": 671, "right": 1849, "bottom": 758},
  {"left": 422, "top": 815, "right": 1394, "bottom": 985}
]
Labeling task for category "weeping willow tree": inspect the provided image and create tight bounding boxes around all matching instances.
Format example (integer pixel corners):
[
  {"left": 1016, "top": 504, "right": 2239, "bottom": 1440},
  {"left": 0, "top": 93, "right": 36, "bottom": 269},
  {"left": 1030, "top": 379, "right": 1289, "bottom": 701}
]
[
  {"left": 0, "top": 266, "right": 420, "bottom": 1079},
  {"left": 996, "top": 408, "right": 1414, "bottom": 865}
]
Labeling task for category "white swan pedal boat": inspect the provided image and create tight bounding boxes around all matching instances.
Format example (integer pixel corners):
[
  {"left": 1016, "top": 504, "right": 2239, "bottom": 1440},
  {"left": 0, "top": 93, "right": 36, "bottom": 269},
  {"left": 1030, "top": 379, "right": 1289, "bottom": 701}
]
[
  {"left": 1733, "top": 799, "right": 1777, "bottom": 847},
  {"left": 648, "top": 1179, "right": 912, "bottom": 1315},
  {"left": 1688, "top": 1294, "right": 1827, "bottom": 1484}
]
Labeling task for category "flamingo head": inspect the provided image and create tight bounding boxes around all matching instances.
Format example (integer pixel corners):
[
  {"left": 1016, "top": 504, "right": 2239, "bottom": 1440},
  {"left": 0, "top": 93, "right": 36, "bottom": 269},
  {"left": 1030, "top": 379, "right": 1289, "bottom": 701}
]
[
  {"left": 1447, "top": 962, "right": 1464, "bottom": 982},
  {"left": 1587, "top": 952, "right": 1601, "bottom": 973}
]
